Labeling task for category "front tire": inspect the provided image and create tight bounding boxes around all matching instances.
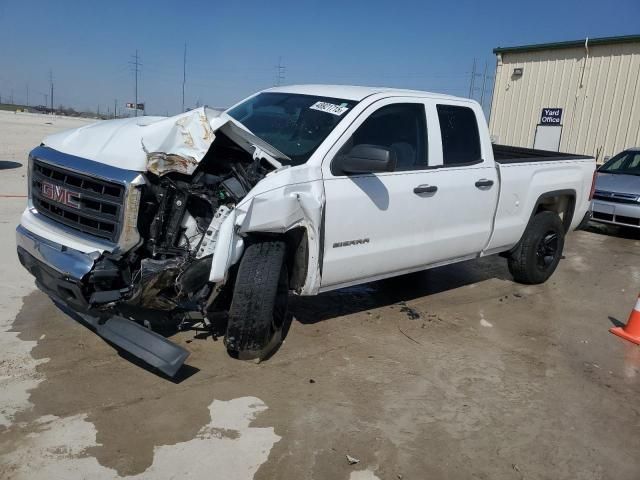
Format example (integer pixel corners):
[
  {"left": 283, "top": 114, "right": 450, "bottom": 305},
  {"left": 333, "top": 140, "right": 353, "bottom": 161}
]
[
  {"left": 508, "top": 211, "right": 565, "bottom": 284},
  {"left": 224, "top": 240, "right": 289, "bottom": 360}
]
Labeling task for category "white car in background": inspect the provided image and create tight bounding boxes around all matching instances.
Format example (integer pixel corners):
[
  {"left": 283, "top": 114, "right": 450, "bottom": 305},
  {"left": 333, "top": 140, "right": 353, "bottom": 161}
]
[{"left": 591, "top": 148, "right": 640, "bottom": 229}]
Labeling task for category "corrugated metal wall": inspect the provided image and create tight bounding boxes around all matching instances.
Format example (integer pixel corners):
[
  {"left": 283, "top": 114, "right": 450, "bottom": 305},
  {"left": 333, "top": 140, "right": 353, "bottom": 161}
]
[{"left": 489, "top": 41, "right": 640, "bottom": 161}]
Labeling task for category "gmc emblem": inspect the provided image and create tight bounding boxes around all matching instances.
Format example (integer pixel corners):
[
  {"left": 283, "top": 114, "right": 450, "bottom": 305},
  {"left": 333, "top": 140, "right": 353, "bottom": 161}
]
[{"left": 40, "top": 181, "right": 81, "bottom": 209}]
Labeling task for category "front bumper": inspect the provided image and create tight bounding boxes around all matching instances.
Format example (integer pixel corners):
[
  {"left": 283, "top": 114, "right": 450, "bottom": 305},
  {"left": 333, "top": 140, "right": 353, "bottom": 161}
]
[
  {"left": 16, "top": 224, "right": 190, "bottom": 377},
  {"left": 16, "top": 224, "right": 100, "bottom": 311},
  {"left": 591, "top": 200, "right": 640, "bottom": 229}
]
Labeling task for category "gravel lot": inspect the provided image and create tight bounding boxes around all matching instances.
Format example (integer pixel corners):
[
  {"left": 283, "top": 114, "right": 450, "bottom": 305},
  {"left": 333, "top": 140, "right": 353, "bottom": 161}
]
[{"left": 0, "top": 111, "right": 639, "bottom": 480}]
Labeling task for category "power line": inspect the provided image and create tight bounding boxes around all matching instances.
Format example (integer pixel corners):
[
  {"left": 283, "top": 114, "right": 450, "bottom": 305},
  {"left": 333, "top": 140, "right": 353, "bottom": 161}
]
[
  {"left": 468, "top": 58, "right": 478, "bottom": 98},
  {"left": 275, "top": 57, "right": 285, "bottom": 86},
  {"left": 49, "top": 69, "right": 54, "bottom": 112},
  {"left": 129, "top": 50, "right": 142, "bottom": 117},
  {"left": 182, "top": 43, "right": 187, "bottom": 113},
  {"left": 480, "top": 60, "right": 488, "bottom": 107},
  {"left": 468, "top": 58, "right": 494, "bottom": 109}
]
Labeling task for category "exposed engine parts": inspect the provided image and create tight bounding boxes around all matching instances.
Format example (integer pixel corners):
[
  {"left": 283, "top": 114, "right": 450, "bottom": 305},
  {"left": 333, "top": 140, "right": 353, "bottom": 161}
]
[{"left": 86, "top": 132, "right": 275, "bottom": 316}]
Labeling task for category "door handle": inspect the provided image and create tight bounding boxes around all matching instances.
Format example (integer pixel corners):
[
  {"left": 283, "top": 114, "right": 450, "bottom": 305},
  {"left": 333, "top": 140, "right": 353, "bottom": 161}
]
[
  {"left": 475, "top": 179, "right": 494, "bottom": 188},
  {"left": 413, "top": 185, "right": 438, "bottom": 195}
]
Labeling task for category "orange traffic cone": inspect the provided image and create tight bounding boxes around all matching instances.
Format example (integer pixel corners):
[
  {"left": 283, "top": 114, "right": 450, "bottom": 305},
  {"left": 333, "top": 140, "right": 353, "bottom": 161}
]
[{"left": 610, "top": 294, "right": 640, "bottom": 345}]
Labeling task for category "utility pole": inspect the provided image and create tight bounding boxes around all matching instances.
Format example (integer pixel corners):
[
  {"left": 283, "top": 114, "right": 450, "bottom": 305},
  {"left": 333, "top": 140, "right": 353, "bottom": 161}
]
[
  {"left": 114, "top": 99, "right": 117, "bottom": 118},
  {"left": 129, "top": 50, "right": 142, "bottom": 117},
  {"left": 26, "top": 83, "right": 29, "bottom": 107},
  {"left": 182, "top": 43, "right": 187, "bottom": 113},
  {"left": 10, "top": 89, "right": 13, "bottom": 104},
  {"left": 49, "top": 69, "right": 54, "bottom": 113},
  {"left": 480, "top": 60, "right": 488, "bottom": 108},
  {"left": 468, "top": 58, "right": 476, "bottom": 99},
  {"left": 275, "top": 57, "right": 285, "bottom": 86}
]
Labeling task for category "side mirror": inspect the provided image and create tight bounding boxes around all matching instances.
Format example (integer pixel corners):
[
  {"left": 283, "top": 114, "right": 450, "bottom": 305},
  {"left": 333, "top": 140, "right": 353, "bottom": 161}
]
[{"left": 333, "top": 144, "right": 397, "bottom": 175}]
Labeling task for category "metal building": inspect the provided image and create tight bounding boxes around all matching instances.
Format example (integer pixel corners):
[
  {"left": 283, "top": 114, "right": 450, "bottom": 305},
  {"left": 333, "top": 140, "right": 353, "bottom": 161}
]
[{"left": 489, "top": 35, "right": 640, "bottom": 162}]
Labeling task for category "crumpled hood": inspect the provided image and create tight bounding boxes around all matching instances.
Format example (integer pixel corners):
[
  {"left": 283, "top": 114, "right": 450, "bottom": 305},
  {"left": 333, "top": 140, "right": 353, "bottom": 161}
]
[
  {"left": 43, "top": 107, "right": 290, "bottom": 175},
  {"left": 595, "top": 172, "right": 640, "bottom": 196}
]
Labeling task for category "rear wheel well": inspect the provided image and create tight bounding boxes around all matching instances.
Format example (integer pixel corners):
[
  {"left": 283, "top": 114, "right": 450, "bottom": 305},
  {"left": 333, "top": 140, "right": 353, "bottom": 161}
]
[
  {"left": 501, "top": 190, "right": 576, "bottom": 258},
  {"left": 532, "top": 190, "right": 576, "bottom": 233}
]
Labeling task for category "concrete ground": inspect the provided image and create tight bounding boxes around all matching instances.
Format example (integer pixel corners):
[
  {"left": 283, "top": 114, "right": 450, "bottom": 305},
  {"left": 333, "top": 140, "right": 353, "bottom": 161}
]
[{"left": 0, "top": 111, "right": 639, "bottom": 480}]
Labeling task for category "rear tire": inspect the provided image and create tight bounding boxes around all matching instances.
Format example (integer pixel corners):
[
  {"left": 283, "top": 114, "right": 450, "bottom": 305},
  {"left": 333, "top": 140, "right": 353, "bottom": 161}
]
[
  {"left": 508, "top": 211, "right": 565, "bottom": 284},
  {"left": 224, "top": 240, "right": 288, "bottom": 360}
]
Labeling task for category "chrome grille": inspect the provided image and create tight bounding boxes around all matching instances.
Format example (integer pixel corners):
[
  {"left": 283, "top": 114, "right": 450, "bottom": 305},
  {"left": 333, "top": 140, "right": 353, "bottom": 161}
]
[
  {"left": 593, "top": 190, "right": 639, "bottom": 204},
  {"left": 31, "top": 159, "right": 125, "bottom": 242}
]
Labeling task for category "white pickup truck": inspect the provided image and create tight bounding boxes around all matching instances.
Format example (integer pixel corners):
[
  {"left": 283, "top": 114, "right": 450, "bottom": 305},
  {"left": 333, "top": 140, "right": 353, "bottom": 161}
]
[{"left": 16, "top": 85, "right": 596, "bottom": 375}]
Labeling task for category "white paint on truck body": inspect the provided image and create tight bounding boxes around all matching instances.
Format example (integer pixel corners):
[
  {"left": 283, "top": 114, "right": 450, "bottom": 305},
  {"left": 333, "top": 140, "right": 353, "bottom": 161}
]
[{"left": 20, "top": 84, "right": 596, "bottom": 297}]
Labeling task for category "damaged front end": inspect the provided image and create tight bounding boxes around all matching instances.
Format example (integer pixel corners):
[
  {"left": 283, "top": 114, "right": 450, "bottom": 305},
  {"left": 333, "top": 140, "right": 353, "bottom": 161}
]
[
  {"left": 87, "top": 109, "right": 285, "bottom": 319},
  {"left": 92, "top": 154, "right": 273, "bottom": 314},
  {"left": 18, "top": 108, "right": 298, "bottom": 376}
]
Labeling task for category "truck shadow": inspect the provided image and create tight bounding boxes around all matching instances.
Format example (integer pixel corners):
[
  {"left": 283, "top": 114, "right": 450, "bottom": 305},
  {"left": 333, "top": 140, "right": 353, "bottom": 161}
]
[
  {"left": 48, "top": 255, "right": 512, "bottom": 373},
  {"left": 290, "top": 255, "right": 512, "bottom": 325}
]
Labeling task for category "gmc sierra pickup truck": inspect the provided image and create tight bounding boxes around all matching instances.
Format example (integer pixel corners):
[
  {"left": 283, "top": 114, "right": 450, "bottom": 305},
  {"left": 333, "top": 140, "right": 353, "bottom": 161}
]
[{"left": 16, "top": 85, "right": 596, "bottom": 375}]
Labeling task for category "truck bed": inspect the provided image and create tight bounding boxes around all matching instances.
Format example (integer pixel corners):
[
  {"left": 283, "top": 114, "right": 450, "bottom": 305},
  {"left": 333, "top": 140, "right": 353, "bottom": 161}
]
[{"left": 493, "top": 144, "right": 592, "bottom": 164}]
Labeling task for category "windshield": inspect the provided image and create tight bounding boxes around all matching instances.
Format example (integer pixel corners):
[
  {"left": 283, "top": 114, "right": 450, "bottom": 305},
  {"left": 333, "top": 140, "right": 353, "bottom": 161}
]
[
  {"left": 600, "top": 151, "right": 640, "bottom": 176},
  {"left": 227, "top": 92, "right": 358, "bottom": 165}
]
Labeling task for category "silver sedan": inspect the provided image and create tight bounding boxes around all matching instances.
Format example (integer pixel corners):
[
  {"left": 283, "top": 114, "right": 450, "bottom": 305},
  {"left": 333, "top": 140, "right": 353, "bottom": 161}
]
[{"left": 591, "top": 148, "right": 640, "bottom": 229}]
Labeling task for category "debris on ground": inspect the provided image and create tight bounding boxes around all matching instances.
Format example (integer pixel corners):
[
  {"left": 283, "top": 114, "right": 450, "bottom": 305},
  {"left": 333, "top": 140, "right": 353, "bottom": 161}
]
[
  {"left": 346, "top": 454, "right": 360, "bottom": 465},
  {"left": 398, "top": 302, "right": 421, "bottom": 320}
]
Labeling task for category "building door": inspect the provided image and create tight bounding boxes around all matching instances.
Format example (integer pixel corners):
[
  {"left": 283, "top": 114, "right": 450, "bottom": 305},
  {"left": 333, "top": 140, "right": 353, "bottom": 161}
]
[{"left": 534, "top": 124, "right": 562, "bottom": 151}]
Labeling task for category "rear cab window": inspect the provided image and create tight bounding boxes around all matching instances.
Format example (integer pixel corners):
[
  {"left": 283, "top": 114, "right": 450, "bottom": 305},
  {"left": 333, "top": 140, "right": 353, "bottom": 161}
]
[{"left": 436, "top": 104, "right": 482, "bottom": 166}]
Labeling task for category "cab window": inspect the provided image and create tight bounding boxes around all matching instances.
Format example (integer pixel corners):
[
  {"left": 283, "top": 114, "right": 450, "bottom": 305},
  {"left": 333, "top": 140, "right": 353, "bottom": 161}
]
[
  {"left": 437, "top": 104, "right": 482, "bottom": 166},
  {"left": 337, "top": 103, "right": 427, "bottom": 172}
]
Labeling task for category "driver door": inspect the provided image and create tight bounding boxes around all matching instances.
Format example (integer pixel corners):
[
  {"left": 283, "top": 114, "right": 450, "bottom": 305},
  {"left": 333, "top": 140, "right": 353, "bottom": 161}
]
[{"left": 320, "top": 97, "right": 436, "bottom": 288}]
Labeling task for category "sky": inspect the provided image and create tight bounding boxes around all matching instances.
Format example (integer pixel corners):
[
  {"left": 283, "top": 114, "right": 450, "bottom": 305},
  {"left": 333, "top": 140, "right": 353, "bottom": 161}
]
[{"left": 0, "top": 0, "right": 638, "bottom": 116}]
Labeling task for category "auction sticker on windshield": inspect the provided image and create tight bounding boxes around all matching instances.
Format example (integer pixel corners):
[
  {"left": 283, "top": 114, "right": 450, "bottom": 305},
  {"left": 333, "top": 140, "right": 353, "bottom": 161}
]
[{"left": 310, "top": 101, "right": 350, "bottom": 116}]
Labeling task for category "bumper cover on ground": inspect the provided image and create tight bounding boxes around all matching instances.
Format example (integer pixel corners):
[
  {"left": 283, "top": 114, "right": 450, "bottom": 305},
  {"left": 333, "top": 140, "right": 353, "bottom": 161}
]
[{"left": 16, "top": 225, "right": 190, "bottom": 377}]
